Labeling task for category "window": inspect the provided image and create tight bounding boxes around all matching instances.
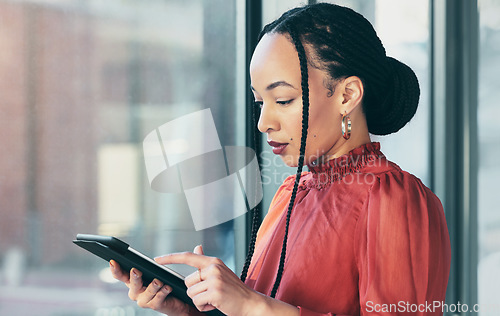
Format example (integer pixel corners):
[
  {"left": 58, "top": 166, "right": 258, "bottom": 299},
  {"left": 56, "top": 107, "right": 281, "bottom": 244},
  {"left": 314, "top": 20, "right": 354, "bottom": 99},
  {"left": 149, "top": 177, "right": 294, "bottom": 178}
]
[
  {"left": 0, "top": 0, "right": 246, "bottom": 314},
  {"left": 478, "top": 0, "right": 500, "bottom": 313},
  {"left": 1, "top": 1, "right": 498, "bottom": 315}
]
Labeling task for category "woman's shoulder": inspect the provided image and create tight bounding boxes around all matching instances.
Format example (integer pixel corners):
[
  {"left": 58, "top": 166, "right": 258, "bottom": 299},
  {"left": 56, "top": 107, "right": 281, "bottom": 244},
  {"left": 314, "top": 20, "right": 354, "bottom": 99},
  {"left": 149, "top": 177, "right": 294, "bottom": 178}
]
[
  {"left": 361, "top": 158, "right": 439, "bottom": 202},
  {"left": 359, "top": 160, "right": 445, "bottom": 228},
  {"left": 367, "top": 158, "right": 433, "bottom": 193}
]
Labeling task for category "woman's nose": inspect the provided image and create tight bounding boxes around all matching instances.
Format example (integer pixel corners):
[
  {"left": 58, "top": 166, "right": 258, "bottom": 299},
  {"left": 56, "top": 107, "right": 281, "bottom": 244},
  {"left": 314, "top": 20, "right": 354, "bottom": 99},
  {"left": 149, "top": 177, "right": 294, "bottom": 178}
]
[{"left": 257, "top": 104, "right": 279, "bottom": 134}]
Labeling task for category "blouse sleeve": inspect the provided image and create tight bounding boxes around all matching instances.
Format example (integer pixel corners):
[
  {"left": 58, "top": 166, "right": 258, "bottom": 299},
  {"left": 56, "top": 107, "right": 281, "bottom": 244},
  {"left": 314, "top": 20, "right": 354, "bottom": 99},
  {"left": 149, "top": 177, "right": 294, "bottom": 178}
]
[
  {"left": 294, "top": 171, "right": 450, "bottom": 316},
  {"left": 354, "top": 171, "right": 451, "bottom": 315}
]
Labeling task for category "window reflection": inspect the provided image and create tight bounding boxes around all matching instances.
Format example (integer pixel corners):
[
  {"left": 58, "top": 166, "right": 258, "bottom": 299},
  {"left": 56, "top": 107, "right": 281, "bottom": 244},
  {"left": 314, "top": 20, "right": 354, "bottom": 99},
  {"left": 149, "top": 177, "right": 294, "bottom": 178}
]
[{"left": 0, "top": 0, "right": 244, "bottom": 314}]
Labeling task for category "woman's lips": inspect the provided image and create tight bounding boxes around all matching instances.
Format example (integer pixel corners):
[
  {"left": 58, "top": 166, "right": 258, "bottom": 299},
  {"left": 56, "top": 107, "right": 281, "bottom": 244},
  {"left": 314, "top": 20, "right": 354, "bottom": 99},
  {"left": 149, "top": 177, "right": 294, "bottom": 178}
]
[{"left": 267, "top": 140, "right": 288, "bottom": 155}]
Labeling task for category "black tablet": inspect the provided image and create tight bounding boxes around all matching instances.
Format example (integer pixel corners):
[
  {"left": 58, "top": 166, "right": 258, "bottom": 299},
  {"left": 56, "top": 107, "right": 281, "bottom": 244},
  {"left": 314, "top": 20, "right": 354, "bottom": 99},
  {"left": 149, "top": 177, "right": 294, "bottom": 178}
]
[{"left": 73, "top": 234, "right": 224, "bottom": 316}]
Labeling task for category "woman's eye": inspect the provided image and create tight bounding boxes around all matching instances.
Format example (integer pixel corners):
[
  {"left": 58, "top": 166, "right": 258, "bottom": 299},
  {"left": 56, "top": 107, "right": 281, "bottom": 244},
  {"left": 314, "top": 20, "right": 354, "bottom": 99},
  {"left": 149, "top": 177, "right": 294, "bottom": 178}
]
[{"left": 277, "top": 99, "right": 294, "bottom": 105}]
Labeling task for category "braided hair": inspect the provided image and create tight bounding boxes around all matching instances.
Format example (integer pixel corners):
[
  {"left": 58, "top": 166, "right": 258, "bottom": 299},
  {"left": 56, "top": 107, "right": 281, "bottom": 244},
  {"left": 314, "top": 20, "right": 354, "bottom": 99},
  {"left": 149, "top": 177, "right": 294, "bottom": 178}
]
[{"left": 240, "top": 3, "right": 420, "bottom": 297}]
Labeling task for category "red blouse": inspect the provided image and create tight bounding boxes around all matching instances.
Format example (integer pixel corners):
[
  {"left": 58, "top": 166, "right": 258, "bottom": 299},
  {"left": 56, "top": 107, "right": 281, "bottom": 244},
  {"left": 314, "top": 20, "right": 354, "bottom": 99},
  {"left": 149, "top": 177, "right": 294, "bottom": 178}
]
[{"left": 245, "top": 142, "right": 451, "bottom": 315}]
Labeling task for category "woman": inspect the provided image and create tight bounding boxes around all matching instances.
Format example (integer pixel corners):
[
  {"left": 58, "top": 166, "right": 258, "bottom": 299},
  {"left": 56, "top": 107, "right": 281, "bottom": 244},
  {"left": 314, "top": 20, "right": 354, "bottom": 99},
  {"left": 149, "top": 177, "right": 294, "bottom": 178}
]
[{"left": 111, "top": 3, "right": 451, "bottom": 315}]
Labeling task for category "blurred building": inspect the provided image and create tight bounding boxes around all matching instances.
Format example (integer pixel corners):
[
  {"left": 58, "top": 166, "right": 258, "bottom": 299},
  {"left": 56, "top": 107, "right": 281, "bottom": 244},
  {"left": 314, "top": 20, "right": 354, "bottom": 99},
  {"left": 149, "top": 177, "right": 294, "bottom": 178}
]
[{"left": 0, "top": 2, "right": 98, "bottom": 265}]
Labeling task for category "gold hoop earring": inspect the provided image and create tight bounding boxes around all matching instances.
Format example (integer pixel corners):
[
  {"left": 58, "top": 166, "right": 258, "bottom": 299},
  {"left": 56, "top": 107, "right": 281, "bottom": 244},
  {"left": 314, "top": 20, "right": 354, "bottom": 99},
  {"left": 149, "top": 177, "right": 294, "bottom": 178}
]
[{"left": 341, "top": 112, "right": 351, "bottom": 140}]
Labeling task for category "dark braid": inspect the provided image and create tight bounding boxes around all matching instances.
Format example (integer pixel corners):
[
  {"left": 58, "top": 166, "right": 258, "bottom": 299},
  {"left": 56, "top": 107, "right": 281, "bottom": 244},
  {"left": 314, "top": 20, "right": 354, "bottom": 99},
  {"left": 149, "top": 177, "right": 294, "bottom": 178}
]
[
  {"left": 240, "top": 203, "right": 261, "bottom": 282},
  {"left": 240, "top": 70, "right": 267, "bottom": 282},
  {"left": 241, "top": 2, "right": 421, "bottom": 295},
  {"left": 239, "top": 15, "right": 311, "bottom": 287},
  {"left": 269, "top": 20, "right": 310, "bottom": 298}
]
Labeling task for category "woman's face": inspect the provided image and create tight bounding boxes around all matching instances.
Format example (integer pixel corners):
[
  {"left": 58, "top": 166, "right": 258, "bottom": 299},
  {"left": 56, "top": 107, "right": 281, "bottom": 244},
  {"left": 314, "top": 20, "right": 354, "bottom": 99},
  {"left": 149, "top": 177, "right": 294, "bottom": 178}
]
[{"left": 250, "top": 33, "right": 346, "bottom": 167}]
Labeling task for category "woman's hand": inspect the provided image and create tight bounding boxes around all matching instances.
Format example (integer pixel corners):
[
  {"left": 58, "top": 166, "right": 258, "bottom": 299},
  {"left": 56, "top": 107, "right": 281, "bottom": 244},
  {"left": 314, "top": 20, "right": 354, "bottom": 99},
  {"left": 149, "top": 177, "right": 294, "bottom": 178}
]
[
  {"left": 111, "top": 245, "right": 300, "bottom": 316},
  {"left": 109, "top": 246, "right": 206, "bottom": 316},
  {"left": 155, "top": 245, "right": 266, "bottom": 316}
]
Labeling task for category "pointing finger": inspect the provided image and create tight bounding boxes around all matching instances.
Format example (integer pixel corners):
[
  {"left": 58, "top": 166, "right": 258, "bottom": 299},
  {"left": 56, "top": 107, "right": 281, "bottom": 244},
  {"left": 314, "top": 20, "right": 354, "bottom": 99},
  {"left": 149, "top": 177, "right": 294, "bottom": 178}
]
[{"left": 155, "top": 252, "right": 213, "bottom": 269}]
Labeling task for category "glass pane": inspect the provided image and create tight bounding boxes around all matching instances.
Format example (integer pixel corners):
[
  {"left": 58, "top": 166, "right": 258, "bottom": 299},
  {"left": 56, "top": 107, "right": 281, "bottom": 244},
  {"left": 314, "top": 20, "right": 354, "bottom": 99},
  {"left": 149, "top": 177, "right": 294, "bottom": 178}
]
[
  {"left": 0, "top": 0, "right": 246, "bottom": 315},
  {"left": 478, "top": 0, "right": 500, "bottom": 314}
]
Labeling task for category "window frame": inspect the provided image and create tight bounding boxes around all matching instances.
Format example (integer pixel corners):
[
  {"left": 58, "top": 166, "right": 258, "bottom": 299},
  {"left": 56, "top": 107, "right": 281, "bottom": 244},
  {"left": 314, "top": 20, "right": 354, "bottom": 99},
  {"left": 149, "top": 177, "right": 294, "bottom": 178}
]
[{"left": 431, "top": 0, "right": 479, "bottom": 313}]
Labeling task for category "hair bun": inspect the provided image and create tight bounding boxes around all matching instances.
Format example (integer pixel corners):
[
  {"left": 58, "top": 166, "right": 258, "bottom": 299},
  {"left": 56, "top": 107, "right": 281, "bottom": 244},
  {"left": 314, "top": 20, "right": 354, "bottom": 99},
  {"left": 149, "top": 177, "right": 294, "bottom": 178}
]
[{"left": 367, "top": 56, "right": 420, "bottom": 135}]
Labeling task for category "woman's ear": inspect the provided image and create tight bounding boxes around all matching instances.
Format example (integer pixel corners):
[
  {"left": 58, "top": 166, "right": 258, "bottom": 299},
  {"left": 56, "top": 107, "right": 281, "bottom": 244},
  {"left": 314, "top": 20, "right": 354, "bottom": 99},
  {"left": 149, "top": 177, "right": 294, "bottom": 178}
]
[{"left": 340, "top": 76, "right": 364, "bottom": 112}]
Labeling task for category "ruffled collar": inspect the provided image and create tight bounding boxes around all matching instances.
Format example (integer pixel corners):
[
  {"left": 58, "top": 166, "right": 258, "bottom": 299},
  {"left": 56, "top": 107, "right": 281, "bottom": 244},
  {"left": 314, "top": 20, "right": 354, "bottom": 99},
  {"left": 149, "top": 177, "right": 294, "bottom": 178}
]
[{"left": 305, "top": 142, "right": 384, "bottom": 189}]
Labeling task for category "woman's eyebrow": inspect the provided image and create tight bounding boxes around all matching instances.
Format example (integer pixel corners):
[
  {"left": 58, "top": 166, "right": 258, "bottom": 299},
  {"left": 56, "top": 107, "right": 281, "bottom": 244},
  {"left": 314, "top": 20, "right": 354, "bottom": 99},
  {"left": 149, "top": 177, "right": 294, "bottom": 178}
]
[{"left": 250, "top": 81, "right": 298, "bottom": 92}]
